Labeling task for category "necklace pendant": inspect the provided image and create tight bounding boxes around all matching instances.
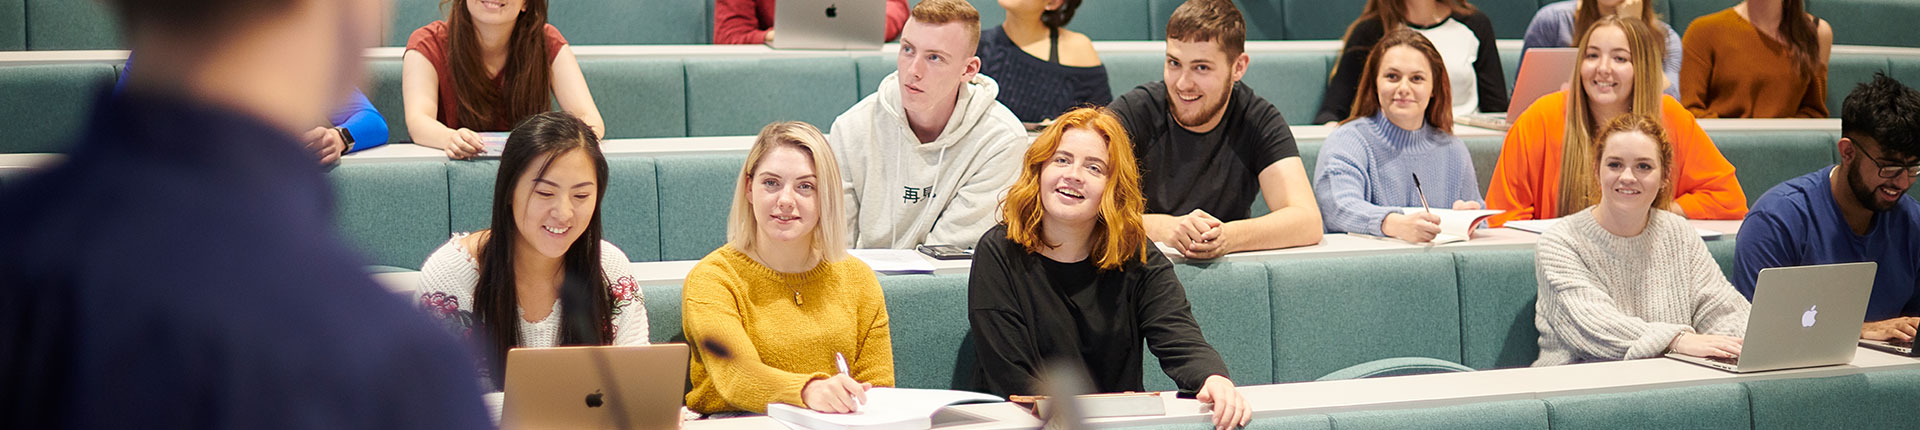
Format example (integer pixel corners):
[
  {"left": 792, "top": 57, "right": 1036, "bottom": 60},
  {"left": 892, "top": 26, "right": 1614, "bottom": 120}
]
[{"left": 794, "top": 291, "right": 804, "bottom": 306}]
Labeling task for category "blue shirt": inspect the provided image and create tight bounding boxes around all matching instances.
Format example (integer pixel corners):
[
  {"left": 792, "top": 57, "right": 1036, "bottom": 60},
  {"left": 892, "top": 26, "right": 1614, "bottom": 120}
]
[
  {"left": 1734, "top": 166, "right": 1920, "bottom": 321},
  {"left": 0, "top": 92, "right": 488, "bottom": 429},
  {"left": 1313, "top": 113, "right": 1483, "bottom": 236},
  {"left": 116, "top": 57, "right": 390, "bottom": 152}
]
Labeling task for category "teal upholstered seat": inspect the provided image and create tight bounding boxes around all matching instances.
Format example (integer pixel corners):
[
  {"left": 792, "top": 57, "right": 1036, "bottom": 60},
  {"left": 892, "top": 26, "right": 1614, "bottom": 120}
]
[
  {"left": 1452, "top": 249, "right": 1540, "bottom": 369},
  {"left": 1325, "top": 399, "right": 1548, "bottom": 430},
  {"left": 0, "top": 64, "right": 114, "bottom": 153},
  {"left": 24, "top": 0, "right": 119, "bottom": 50},
  {"left": 329, "top": 161, "right": 452, "bottom": 270},
  {"left": 1543, "top": 383, "right": 1751, "bottom": 430},
  {"left": 880, "top": 273, "right": 974, "bottom": 390},
  {"left": 0, "top": 0, "right": 23, "bottom": 50},
  {"left": 579, "top": 58, "right": 689, "bottom": 139},
  {"left": 684, "top": 57, "right": 859, "bottom": 136},
  {"left": 654, "top": 153, "right": 747, "bottom": 260},
  {"left": 1145, "top": 261, "right": 1276, "bottom": 390},
  {"left": 1266, "top": 253, "right": 1463, "bottom": 383}
]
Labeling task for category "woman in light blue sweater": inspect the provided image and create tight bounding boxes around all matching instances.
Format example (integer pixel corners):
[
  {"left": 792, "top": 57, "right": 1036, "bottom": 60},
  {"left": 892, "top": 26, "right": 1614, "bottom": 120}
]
[{"left": 1315, "top": 29, "right": 1483, "bottom": 243}]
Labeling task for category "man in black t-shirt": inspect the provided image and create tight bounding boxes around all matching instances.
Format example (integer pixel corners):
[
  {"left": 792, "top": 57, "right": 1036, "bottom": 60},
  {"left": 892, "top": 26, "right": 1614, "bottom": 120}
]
[{"left": 1109, "top": 0, "right": 1323, "bottom": 259}]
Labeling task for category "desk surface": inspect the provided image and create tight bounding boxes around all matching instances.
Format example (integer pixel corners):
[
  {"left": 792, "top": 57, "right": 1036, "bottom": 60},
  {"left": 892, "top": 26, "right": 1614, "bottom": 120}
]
[
  {"left": 369, "top": 220, "right": 1742, "bottom": 292},
  {"left": 676, "top": 347, "right": 1919, "bottom": 429},
  {"left": 4, "top": 42, "right": 1918, "bottom": 66}
]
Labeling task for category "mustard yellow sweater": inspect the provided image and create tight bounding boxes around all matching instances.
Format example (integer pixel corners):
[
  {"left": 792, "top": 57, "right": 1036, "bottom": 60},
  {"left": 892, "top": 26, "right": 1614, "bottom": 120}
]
[{"left": 682, "top": 245, "right": 895, "bottom": 414}]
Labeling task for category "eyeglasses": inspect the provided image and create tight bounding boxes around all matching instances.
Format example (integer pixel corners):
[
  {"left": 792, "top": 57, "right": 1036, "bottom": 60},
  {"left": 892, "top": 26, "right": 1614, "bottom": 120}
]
[{"left": 1859, "top": 150, "right": 1920, "bottom": 178}]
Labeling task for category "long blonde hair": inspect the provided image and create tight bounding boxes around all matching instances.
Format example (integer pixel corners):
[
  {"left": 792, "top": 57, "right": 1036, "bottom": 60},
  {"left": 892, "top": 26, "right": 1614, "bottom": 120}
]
[
  {"left": 726, "top": 121, "right": 849, "bottom": 262},
  {"left": 1557, "top": 16, "right": 1666, "bottom": 217}
]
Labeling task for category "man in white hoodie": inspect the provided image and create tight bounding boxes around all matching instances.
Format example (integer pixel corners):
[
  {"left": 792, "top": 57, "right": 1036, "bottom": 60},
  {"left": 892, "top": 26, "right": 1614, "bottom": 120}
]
[{"left": 830, "top": 0, "right": 1028, "bottom": 249}]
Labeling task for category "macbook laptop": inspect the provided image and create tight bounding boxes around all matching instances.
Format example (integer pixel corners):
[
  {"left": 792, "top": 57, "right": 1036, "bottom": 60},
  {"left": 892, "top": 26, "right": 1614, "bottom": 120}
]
[
  {"left": 770, "top": 0, "right": 885, "bottom": 50},
  {"left": 1861, "top": 337, "right": 1915, "bottom": 357},
  {"left": 1456, "top": 48, "right": 1576, "bottom": 130},
  {"left": 1666, "top": 262, "right": 1876, "bottom": 373},
  {"left": 500, "top": 344, "right": 690, "bottom": 430}
]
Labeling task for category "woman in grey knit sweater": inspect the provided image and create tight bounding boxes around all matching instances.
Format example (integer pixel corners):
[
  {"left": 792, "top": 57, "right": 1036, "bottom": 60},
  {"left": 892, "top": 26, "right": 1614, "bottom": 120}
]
[{"left": 1533, "top": 114, "right": 1751, "bottom": 366}]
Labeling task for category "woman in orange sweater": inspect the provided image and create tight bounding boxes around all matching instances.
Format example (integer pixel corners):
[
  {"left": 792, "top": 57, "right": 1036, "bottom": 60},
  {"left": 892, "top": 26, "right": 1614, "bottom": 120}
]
[{"left": 1488, "top": 16, "right": 1746, "bottom": 227}]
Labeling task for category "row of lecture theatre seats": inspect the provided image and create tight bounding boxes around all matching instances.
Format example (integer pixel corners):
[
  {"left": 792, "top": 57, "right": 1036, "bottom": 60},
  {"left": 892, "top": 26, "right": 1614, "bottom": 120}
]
[
  {"left": 2, "top": 0, "right": 1916, "bottom": 50},
  {"left": 5, "top": 44, "right": 1920, "bottom": 153}
]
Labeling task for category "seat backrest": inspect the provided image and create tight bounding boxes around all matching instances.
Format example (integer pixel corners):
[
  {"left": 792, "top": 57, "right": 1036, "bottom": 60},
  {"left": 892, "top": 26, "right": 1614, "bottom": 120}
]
[
  {"left": 684, "top": 57, "right": 860, "bottom": 136},
  {"left": 24, "top": 0, "right": 119, "bottom": 50},
  {"left": 1452, "top": 249, "right": 1541, "bottom": 370},
  {"left": 579, "top": 58, "right": 690, "bottom": 139},
  {"left": 1543, "top": 383, "right": 1752, "bottom": 430},
  {"left": 0, "top": 64, "right": 114, "bottom": 153},
  {"left": 1266, "top": 252, "right": 1463, "bottom": 383},
  {"left": 880, "top": 273, "right": 975, "bottom": 390},
  {"left": 654, "top": 153, "right": 747, "bottom": 260},
  {"left": 330, "top": 161, "right": 453, "bottom": 269},
  {"left": 1144, "top": 261, "right": 1276, "bottom": 390}
]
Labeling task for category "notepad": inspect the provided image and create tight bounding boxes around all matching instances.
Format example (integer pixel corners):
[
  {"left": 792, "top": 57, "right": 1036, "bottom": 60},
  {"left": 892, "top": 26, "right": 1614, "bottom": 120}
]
[
  {"left": 847, "top": 249, "right": 937, "bottom": 274},
  {"left": 767, "top": 387, "right": 1003, "bottom": 430},
  {"left": 1504, "top": 218, "right": 1724, "bottom": 239},
  {"left": 1368, "top": 208, "right": 1503, "bottom": 244}
]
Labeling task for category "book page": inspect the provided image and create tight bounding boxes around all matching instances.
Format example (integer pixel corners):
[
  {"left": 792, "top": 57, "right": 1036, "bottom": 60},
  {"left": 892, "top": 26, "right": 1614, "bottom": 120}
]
[{"left": 768, "top": 388, "right": 1003, "bottom": 430}]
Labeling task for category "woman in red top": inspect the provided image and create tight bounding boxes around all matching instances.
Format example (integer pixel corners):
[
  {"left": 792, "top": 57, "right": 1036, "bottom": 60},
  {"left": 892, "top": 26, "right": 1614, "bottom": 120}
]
[{"left": 404, "top": 0, "right": 605, "bottom": 159}]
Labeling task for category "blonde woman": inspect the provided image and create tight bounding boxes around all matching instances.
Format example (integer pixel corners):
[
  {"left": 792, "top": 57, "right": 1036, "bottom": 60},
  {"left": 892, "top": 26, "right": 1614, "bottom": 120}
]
[
  {"left": 682, "top": 122, "right": 894, "bottom": 416},
  {"left": 1487, "top": 16, "right": 1746, "bottom": 226}
]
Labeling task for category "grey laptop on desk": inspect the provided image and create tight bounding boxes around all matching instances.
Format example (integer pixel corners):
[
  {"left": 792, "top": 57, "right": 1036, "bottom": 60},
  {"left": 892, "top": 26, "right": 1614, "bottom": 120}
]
[
  {"left": 770, "top": 0, "right": 885, "bottom": 50},
  {"left": 1666, "top": 262, "right": 1876, "bottom": 373},
  {"left": 500, "top": 344, "right": 690, "bottom": 430},
  {"left": 1456, "top": 48, "right": 1575, "bottom": 130}
]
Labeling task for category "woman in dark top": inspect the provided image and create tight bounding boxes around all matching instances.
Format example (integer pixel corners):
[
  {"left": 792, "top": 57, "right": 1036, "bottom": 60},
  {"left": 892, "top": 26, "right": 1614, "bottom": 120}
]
[
  {"left": 976, "top": 0, "right": 1111, "bottom": 123},
  {"left": 968, "top": 107, "right": 1250, "bottom": 430},
  {"left": 1316, "top": 0, "right": 1507, "bottom": 125}
]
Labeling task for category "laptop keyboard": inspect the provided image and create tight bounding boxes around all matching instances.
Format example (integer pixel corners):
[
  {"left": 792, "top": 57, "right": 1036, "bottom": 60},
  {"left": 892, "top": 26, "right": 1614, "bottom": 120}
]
[
  {"left": 1706, "top": 356, "right": 1740, "bottom": 366},
  {"left": 1892, "top": 339, "right": 1914, "bottom": 348}
]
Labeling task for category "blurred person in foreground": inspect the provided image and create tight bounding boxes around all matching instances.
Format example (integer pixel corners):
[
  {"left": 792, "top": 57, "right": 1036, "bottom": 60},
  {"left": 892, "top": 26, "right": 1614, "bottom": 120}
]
[{"left": 0, "top": 0, "right": 491, "bottom": 428}]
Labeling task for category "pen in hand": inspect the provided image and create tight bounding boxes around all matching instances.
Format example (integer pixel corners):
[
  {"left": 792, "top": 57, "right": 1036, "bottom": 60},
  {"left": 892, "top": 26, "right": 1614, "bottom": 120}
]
[
  {"left": 1412, "top": 173, "right": 1432, "bottom": 213},
  {"left": 836, "top": 352, "right": 863, "bottom": 412}
]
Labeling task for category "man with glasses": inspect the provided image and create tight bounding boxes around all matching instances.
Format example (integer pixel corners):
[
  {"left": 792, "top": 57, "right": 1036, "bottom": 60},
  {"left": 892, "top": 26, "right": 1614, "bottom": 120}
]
[{"left": 1735, "top": 73, "right": 1920, "bottom": 343}]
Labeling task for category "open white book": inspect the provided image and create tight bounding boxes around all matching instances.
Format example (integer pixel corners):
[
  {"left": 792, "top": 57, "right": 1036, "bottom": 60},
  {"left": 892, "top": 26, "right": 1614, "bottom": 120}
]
[
  {"left": 846, "top": 249, "right": 936, "bottom": 274},
  {"left": 767, "top": 387, "right": 1003, "bottom": 430},
  {"left": 1504, "top": 219, "right": 1724, "bottom": 239},
  {"left": 1364, "top": 208, "right": 1503, "bottom": 245}
]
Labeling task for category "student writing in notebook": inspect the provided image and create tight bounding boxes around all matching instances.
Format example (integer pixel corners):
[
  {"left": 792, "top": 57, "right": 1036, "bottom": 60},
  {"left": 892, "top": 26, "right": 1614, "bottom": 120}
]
[
  {"left": 1533, "top": 114, "right": 1751, "bottom": 366},
  {"left": 1313, "top": 29, "right": 1483, "bottom": 243},
  {"left": 683, "top": 122, "right": 894, "bottom": 416},
  {"left": 403, "top": 0, "right": 605, "bottom": 159},
  {"left": 968, "top": 107, "right": 1250, "bottom": 430},
  {"left": 1486, "top": 16, "right": 1746, "bottom": 227},
  {"left": 415, "top": 112, "right": 649, "bottom": 392}
]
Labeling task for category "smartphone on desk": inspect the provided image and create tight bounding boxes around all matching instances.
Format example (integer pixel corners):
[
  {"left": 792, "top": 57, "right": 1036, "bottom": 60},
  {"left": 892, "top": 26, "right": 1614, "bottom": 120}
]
[{"left": 916, "top": 244, "right": 972, "bottom": 260}]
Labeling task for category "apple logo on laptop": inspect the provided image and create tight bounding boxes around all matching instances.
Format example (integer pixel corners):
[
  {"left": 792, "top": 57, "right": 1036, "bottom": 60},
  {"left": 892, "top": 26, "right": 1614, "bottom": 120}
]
[
  {"left": 584, "top": 389, "right": 605, "bottom": 408},
  {"left": 1802, "top": 305, "right": 1818, "bottom": 328},
  {"left": 825, "top": 4, "right": 837, "bottom": 18}
]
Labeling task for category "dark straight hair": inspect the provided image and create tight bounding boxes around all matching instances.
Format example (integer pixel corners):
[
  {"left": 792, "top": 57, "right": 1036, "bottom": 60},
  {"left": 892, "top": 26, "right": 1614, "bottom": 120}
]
[
  {"left": 441, "top": 0, "right": 554, "bottom": 130},
  {"left": 473, "top": 111, "right": 612, "bottom": 387}
]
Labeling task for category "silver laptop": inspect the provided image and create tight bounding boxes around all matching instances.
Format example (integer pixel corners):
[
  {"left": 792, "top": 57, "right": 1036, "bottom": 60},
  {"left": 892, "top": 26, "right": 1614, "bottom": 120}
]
[
  {"left": 1861, "top": 337, "right": 1916, "bottom": 357},
  {"left": 1666, "top": 262, "right": 1876, "bottom": 373},
  {"left": 500, "top": 344, "right": 690, "bottom": 430},
  {"left": 770, "top": 0, "right": 885, "bottom": 50},
  {"left": 1455, "top": 48, "right": 1576, "bottom": 130}
]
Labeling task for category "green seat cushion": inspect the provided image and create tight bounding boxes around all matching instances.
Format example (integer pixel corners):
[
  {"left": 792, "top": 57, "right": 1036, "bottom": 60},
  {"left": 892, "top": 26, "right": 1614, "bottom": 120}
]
[
  {"left": 550, "top": 0, "right": 709, "bottom": 44},
  {"left": 330, "top": 161, "right": 452, "bottom": 270},
  {"left": 685, "top": 57, "right": 859, "bottom": 136},
  {"left": 25, "top": 0, "right": 119, "bottom": 50},
  {"left": 1709, "top": 130, "right": 1839, "bottom": 207},
  {"left": 881, "top": 273, "right": 973, "bottom": 390},
  {"left": 1452, "top": 250, "right": 1540, "bottom": 369},
  {"left": 1544, "top": 382, "right": 1751, "bottom": 430},
  {"left": 1145, "top": 261, "right": 1275, "bottom": 390},
  {"left": 642, "top": 284, "right": 686, "bottom": 344},
  {"left": 0, "top": 64, "right": 114, "bottom": 153},
  {"left": 579, "top": 58, "right": 688, "bottom": 138},
  {"left": 1267, "top": 253, "right": 1463, "bottom": 383},
  {"left": 655, "top": 153, "right": 746, "bottom": 260},
  {"left": 1744, "top": 370, "right": 1920, "bottom": 429},
  {"left": 1326, "top": 399, "right": 1547, "bottom": 430}
]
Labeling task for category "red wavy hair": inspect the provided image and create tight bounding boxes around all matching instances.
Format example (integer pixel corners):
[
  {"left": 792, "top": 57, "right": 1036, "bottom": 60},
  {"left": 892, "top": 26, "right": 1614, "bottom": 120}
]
[{"left": 1000, "top": 107, "right": 1146, "bottom": 271}]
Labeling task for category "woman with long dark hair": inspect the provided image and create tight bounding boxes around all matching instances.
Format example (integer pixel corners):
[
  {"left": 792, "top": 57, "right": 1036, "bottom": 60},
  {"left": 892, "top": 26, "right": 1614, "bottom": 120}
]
[
  {"left": 416, "top": 111, "right": 645, "bottom": 390},
  {"left": 1681, "top": 0, "right": 1833, "bottom": 118},
  {"left": 403, "top": 0, "right": 606, "bottom": 159},
  {"left": 1316, "top": 0, "right": 1506, "bottom": 125}
]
